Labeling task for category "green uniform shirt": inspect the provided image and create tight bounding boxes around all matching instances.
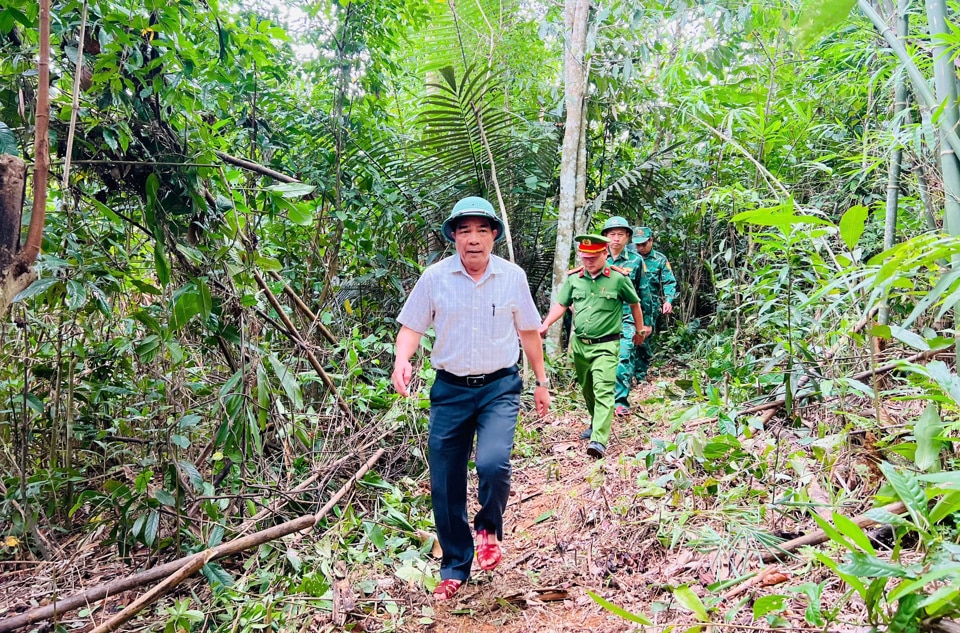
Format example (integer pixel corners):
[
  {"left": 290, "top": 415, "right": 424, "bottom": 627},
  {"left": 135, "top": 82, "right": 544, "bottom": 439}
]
[
  {"left": 640, "top": 250, "right": 677, "bottom": 305},
  {"left": 607, "top": 248, "right": 655, "bottom": 327},
  {"left": 558, "top": 266, "right": 640, "bottom": 339}
]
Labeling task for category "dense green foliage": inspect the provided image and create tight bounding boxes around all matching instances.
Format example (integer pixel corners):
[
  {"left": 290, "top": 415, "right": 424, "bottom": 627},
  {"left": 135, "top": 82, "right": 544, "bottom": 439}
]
[{"left": 3, "top": 0, "right": 960, "bottom": 629}]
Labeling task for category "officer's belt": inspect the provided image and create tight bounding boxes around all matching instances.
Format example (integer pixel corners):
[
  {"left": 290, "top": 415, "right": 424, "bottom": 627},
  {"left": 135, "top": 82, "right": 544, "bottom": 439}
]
[
  {"left": 436, "top": 366, "right": 518, "bottom": 387},
  {"left": 577, "top": 333, "right": 621, "bottom": 345}
]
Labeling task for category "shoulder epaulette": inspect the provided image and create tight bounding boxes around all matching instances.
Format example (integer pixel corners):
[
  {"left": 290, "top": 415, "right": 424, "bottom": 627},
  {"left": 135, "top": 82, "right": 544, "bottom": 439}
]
[
  {"left": 567, "top": 265, "right": 584, "bottom": 275},
  {"left": 609, "top": 265, "right": 628, "bottom": 276}
]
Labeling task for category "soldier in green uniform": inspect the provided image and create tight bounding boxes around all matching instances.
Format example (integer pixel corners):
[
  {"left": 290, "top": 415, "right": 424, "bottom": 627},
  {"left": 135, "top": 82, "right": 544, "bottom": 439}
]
[
  {"left": 540, "top": 234, "right": 647, "bottom": 458},
  {"left": 633, "top": 227, "right": 678, "bottom": 382},
  {"left": 601, "top": 217, "right": 655, "bottom": 417}
]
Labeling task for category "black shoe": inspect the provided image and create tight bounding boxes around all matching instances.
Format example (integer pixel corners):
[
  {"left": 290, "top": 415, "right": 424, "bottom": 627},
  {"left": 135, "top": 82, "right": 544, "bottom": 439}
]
[
  {"left": 587, "top": 441, "right": 606, "bottom": 458},
  {"left": 580, "top": 427, "right": 592, "bottom": 440}
]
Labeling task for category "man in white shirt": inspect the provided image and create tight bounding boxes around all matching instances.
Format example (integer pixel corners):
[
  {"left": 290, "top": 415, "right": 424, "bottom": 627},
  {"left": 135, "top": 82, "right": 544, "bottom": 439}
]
[{"left": 392, "top": 197, "right": 550, "bottom": 601}]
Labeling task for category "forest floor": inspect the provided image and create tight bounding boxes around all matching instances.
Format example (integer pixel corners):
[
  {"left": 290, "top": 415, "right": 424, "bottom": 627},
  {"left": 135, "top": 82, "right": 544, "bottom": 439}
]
[{"left": 0, "top": 368, "right": 913, "bottom": 632}]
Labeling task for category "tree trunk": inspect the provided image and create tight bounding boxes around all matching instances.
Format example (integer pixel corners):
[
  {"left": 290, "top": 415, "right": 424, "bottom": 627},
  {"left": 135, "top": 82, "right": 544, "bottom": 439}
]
[
  {"left": 548, "top": 0, "right": 590, "bottom": 349},
  {"left": 0, "top": 154, "right": 26, "bottom": 271},
  {"left": 926, "top": 0, "right": 960, "bottom": 348},
  {"left": 879, "top": 4, "right": 909, "bottom": 325}
]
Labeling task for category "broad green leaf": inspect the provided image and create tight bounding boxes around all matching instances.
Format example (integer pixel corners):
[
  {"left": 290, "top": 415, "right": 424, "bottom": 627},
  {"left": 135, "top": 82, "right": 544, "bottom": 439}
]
[
  {"left": 144, "top": 510, "right": 160, "bottom": 546},
  {"left": 266, "top": 182, "right": 316, "bottom": 199},
  {"left": 153, "top": 489, "right": 176, "bottom": 506},
  {"left": 812, "top": 551, "right": 866, "bottom": 597},
  {"left": 889, "top": 326, "right": 930, "bottom": 351},
  {"left": 201, "top": 562, "right": 234, "bottom": 589},
  {"left": 913, "top": 404, "right": 943, "bottom": 471},
  {"left": 809, "top": 509, "right": 859, "bottom": 553},
  {"left": 888, "top": 593, "right": 921, "bottom": 633},
  {"left": 839, "top": 552, "right": 909, "bottom": 578},
  {"left": 66, "top": 279, "right": 88, "bottom": 310},
  {"left": 926, "top": 361, "right": 960, "bottom": 405},
  {"left": 832, "top": 512, "right": 875, "bottom": 555},
  {"left": 135, "top": 335, "right": 161, "bottom": 361},
  {"left": 255, "top": 255, "right": 283, "bottom": 272},
  {"left": 889, "top": 563, "right": 960, "bottom": 602},
  {"left": 838, "top": 205, "right": 868, "bottom": 250},
  {"left": 752, "top": 595, "right": 786, "bottom": 619},
  {"left": 673, "top": 585, "right": 709, "bottom": 621},
  {"left": 880, "top": 462, "right": 930, "bottom": 529},
  {"left": 364, "top": 522, "right": 386, "bottom": 550},
  {"left": 0, "top": 121, "right": 18, "bottom": 156},
  {"left": 587, "top": 591, "right": 653, "bottom": 624},
  {"left": 13, "top": 278, "right": 59, "bottom": 302},
  {"left": 154, "top": 241, "right": 170, "bottom": 287},
  {"left": 267, "top": 354, "right": 303, "bottom": 409},
  {"left": 930, "top": 491, "right": 960, "bottom": 524},
  {"left": 862, "top": 508, "right": 909, "bottom": 527},
  {"left": 171, "top": 288, "right": 202, "bottom": 331}
]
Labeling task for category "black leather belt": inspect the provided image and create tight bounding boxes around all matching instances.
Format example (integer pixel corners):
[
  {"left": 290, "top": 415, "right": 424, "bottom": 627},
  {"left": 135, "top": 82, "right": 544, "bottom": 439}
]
[
  {"left": 436, "top": 366, "right": 518, "bottom": 387},
  {"left": 578, "top": 333, "right": 621, "bottom": 345}
]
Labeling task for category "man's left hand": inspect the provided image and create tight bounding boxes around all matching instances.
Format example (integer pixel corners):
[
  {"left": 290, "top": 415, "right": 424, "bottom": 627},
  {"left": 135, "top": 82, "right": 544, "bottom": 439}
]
[
  {"left": 533, "top": 387, "right": 551, "bottom": 417},
  {"left": 662, "top": 301, "right": 673, "bottom": 315}
]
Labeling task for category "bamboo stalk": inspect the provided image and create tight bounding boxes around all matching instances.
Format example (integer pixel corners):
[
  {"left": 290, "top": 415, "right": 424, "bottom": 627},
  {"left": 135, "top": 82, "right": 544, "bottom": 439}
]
[
  {"left": 267, "top": 270, "right": 337, "bottom": 345},
  {"left": 252, "top": 270, "right": 355, "bottom": 422}
]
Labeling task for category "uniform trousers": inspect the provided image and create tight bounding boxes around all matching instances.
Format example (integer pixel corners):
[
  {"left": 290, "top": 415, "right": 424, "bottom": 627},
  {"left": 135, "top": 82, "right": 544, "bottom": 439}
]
[
  {"left": 572, "top": 338, "right": 619, "bottom": 445},
  {"left": 614, "top": 320, "right": 636, "bottom": 408},
  {"left": 428, "top": 369, "right": 521, "bottom": 581}
]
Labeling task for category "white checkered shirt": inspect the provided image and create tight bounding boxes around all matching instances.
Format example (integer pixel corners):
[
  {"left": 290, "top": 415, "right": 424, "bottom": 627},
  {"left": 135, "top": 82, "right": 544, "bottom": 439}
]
[{"left": 397, "top": 254, "right": 542, "bottom": 376}]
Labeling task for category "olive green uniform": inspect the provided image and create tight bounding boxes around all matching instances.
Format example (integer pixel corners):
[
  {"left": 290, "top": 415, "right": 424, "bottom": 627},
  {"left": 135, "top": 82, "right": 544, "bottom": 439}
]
[
  {"left": 606, "top": 249, "right": 655, "bottom": 408},
  {"left": 558, "top": 266, "right": 641, "bottom": 446},
  {"left": 634, "top": 250, "right": 677, "bottom": 381}
]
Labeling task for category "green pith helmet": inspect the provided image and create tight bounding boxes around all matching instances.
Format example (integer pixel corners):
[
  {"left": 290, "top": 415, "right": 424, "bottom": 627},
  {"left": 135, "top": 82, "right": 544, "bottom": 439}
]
[
  {"left": 440, "top": 196, "right": 505, "bottom": 243},
  {"left": 600, "top": 216, "right": 633, "bottom": 238},
  {"left": 633, "top": 226, "right": 653, "bottom": 243}
]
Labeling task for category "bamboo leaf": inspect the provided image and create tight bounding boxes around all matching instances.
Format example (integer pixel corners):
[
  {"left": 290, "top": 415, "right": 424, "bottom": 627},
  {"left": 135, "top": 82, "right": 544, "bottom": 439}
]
[
  {"left": 809, "top": 511, "right": 859, "bottom": 552},
  {"left": 587, "top": 591, "right": 653, "bottom": 624}
]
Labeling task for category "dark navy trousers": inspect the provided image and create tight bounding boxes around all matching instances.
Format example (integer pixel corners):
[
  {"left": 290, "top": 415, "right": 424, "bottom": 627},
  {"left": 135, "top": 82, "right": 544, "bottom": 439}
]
[{"left": 428, "top": 369, "right": 522, "bottom": 581}]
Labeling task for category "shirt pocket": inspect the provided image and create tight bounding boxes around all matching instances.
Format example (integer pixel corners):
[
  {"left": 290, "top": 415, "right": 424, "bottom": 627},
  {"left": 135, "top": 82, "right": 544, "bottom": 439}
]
[{"left": 486, "top": 302, "right": 516, "bottom": 339}]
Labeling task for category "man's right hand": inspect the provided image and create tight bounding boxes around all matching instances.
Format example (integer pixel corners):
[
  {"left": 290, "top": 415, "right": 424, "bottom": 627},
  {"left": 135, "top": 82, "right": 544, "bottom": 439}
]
[{"left": 392, "top": 361, "right": 413, "bottom": 396}]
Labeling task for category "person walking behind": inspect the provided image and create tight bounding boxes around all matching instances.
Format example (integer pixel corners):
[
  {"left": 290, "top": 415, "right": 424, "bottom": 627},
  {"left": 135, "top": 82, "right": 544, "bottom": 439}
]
[
  {"left": 392, "top": 197, "right": 551, "bottom": 602},
  {"left": 539, "top": 234, "right": 646, "bottom": 459},
  {"left": 632, "top": 226, "right": 678, "bottom": 382},
  {"left": 600, "top": 217, "right": 654, "bottom": 417}
]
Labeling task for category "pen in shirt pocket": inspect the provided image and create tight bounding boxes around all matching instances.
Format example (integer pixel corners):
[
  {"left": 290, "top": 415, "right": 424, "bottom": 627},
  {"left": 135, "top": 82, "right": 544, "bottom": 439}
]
[{"left": 492, "top": 303, "right": 495, "bottom": 316}]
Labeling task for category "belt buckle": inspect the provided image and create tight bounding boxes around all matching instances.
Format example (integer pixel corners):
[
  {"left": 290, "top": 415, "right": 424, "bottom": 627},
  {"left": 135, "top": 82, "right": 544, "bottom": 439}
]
[{"left": 466, "top": 375, "right": 485, "bottom": 387}]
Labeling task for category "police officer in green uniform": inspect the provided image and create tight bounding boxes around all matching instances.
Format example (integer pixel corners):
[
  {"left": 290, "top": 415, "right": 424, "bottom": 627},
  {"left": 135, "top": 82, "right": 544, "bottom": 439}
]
[
  {"left": 632, "top": 227, "right": 678, "bottom": 382},
  {"left": 601, "top": 217, "right": 655, "bottom": 416},
  {"left": 540, "top": 235, "right": 647, "bottom": 458}
]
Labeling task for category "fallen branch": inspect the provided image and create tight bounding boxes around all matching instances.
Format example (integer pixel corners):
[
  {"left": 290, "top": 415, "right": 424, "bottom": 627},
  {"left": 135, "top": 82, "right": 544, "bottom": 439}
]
[
  {"left": 88, "top": 551, "right": 212, "bottom": 633},
  {"left": 215, "top": 151, "right": 298, "bottom": 184},
  {"left": 253, "top": 270, "right": 355, "bottom": 423},
  {"left": 0, "top": 449, "right": 385, "bottom": 633},
  {"left": 761, "top": 501, "right": 906, "bottom": 563}
]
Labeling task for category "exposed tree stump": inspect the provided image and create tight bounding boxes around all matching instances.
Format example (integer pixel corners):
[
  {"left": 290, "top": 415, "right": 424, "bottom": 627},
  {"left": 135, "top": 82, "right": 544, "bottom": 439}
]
[{"left": 0, "top": 153, "right": 26, "bottom": 271}]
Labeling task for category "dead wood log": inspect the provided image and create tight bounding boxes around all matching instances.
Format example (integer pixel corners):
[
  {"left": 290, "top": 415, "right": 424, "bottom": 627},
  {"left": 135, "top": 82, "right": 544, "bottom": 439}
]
[
  {"left": 215, "top": 151, "right": 298, "bottom": 184},
  {"left": 252, "top": 270, "right": 355, "bottom": 423},
  {"left": 761, "top": 501, "right": 906, "bottom": 563},
  {"left": 268, "top": 270, "right": 337, "bottom": 345},
  {"left": 0, "top": 449, "right": 385, "bottom": 633}
]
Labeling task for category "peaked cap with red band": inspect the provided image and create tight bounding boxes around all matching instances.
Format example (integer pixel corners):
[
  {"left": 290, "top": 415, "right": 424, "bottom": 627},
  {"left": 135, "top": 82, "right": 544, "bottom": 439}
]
[{"left": 575, "top": 234, "right": 609, "bottom": 254}]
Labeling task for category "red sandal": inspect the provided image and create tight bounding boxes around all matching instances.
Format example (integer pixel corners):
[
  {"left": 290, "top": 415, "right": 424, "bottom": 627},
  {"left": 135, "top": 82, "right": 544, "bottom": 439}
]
[
  {"left": 475, "top": 529, "right": 502, "bottom": 571},
  {"left": 433, "top": 578, "right": 463, "bottom": 601}
]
